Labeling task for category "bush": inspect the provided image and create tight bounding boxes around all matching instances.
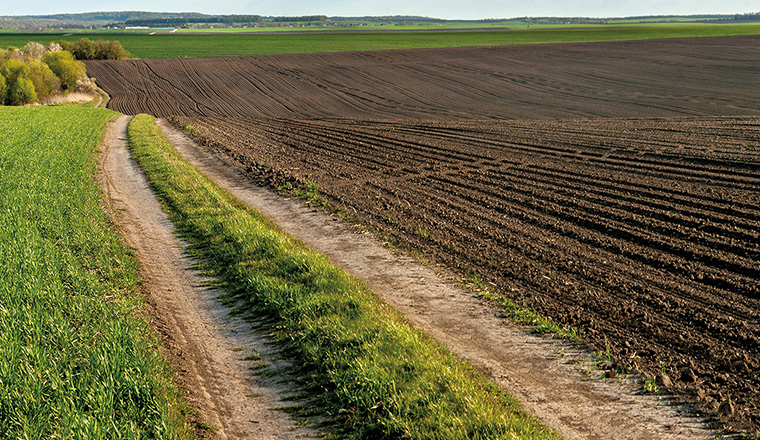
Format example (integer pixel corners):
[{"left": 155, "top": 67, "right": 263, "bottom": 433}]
[
  {"left": 0, "top": 42, "right": 103, "bottom": 105},
  {"left": 74, "top": 77, "right": 97, "bottom": 94},
  {"left": 42, "top": 50, "right": 86, "bottom": 91},
  {"left": 9, "top": 78, "right": 37, "bottom": 105},
  {"left": 95, "top": 40, "right": 130, "bottom": 60}
]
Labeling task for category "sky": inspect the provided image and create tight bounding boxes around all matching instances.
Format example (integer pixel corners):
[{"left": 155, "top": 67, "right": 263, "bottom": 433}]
[{"left": 5, "top": 0, "right": 759, "bottom": 20}]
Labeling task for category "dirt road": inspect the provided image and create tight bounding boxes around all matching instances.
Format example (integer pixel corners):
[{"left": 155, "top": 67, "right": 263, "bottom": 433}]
[
  {"left": 98, "top": 115, "right": 315, "bottom": 439},
  {"left": 156, "top": 118, "right": 716, "bottom": 440}
]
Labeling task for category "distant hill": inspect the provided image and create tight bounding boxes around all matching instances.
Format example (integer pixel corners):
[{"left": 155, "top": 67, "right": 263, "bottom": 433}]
[
  {"left": 0, "top": 11, "right": 210, "bottom": 29},
  {"left": 0, "top": 10, "right": 758, "bottom": 30}
]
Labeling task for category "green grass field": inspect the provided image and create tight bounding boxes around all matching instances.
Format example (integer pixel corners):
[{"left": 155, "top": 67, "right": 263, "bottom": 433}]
[
  {"left": 0, "top": 23, "right": 758, "bottom": 58},
  {"left": 0, "top": 106, "right": 192, "bottom": 438},
  {"left": 127, "top": 113, "right": 563, "bottom": 439}
]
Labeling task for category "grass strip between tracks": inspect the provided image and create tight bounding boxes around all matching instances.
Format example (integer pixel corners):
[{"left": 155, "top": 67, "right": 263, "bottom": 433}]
[
  {"left": 127, "top": 113, "right": 563, "bottom": 439},
  {"left": 0, "top": 106, "right": 192, "bottom": 438}
]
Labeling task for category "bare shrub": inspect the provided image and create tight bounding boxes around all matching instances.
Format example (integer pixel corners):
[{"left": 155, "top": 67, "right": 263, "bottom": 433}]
[
  {"left": 74, "top": 77, "right": 97, "bottom": 94},
  {"left": 23, "top": 42, "right": 45, "bottom": 61}
]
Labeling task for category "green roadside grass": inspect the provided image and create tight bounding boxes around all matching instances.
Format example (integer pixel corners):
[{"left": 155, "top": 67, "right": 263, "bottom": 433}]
[
  {"left": 0, "top": 106, "right": 192, "bottom": 438},
  {"left": 127, "top": 112, "right": 563, "bottom": 439},
  {"left": 1, "top": 23, "right": 759, "bottom": 58}
]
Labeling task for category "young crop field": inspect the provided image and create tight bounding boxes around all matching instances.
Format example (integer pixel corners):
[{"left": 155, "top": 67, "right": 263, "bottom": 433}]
[
  {"left": 0, "top": 106, "right": 191, "bottom": 438},
  {"left": 174, "top": 114, "right": 760, "bottom": 432},
  {"left": 1, "top": 23, "right": 759, "bottom": 59},
  {"left": 85, "top": 36, "right": 760, "bottom": 120}
]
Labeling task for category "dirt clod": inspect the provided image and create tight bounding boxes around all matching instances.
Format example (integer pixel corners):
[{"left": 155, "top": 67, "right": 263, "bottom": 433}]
[
  {"left": 719, "top": 401, "right": 735, "bottom": 418},
  {"left": 657, "top": 374, "right": 674, "bottom": 389}
]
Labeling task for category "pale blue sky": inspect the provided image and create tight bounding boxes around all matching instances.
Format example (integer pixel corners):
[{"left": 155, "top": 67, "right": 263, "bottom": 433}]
[{"left": 6, "top": 0, "right": 758, "bottom": 20}]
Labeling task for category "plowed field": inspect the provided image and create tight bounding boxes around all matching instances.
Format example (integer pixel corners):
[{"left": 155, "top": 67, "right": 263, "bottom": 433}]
[
  {"left": 88, "top": 35, "right": 760, "bottom": 434},
  {"left": 86, "top": 36, "right": 760, "bottom": 120},
  {"left": 173, "top": 115, "right": 760, "bottom": 433}
]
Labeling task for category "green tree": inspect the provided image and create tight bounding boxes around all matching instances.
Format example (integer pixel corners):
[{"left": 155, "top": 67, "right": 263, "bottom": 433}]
[
  {"left": 42, "top": 50, "right": 85, "bottom": 91},
  {"left": 93, "top": 40, "right": 129, "bottom": 60},
  {"left": 1, "top": 59, "right": 31, "bottom": 88},
  {"left": 58, "top": 38, "right": 129, "bottom": 60},
  {"left": 9, "top": 77, "right": 37, "bottom": 105},
  {"left": 71, "top": 38, "right": 96, "bottom": 60},
  {"left": 0, "top": 74, "right": 6, "bottom": 104},
  {"left": 28, "top": 60, "right": 61, "bottom": 101}
]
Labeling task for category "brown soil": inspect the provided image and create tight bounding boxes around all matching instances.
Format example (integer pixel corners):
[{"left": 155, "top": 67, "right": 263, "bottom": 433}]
[
  {"left": 157, "top": 118, "right": 716, "bottom": 440},
  {"left": 98, "top": 115, "right": 317, "bottom": 440},
  {"left": 87, "top": 35, "right": 760, "bottom": 436},
  {"left": 86, "top": 36, "right": 760, "bottom": 120},
  {"left": 172, "top": 115, "right": 760, "bottom": 436}
]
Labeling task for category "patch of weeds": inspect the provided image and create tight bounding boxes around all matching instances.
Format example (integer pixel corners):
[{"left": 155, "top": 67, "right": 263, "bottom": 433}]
[
  {"left": 466, "top": 273, "right": 580, "bottom": 341},
  {"left": 249, "top": 361, "right": 272, "bottom": 372},
  {"left": 299, "top": 180, "right": 329, "bottom": 210},
  {"left": 243, "top": 353, "right": 263, "bottom": 361},
  {"left": 499, "top": 297, "right": 580, "bottom": 341},
  {"left": 414, "top": 226, "right": 429, "bottom": 238},
  {"left": 408, "top": 249, "right": 431, "bottom": 266},
  {"left": 659, "top": 361, "right": 669, "bottom": 375},
  {"left": 278, "top": 180, "right": 330, "bottom": 210},
  {"left": 643, "top": 378, "right": 660, "bottom": 393},
  {"left": 337, "top": 211, "right": 356, "bottom": 223},
  {"left": 232, "top": 347, "right": 245, "bottom": 352},
  {"left": 197, "top": 421, "right": 216, "bottom": 433},
  {"left": 257, "top": 368, "right": 282, "bottom": 378}
]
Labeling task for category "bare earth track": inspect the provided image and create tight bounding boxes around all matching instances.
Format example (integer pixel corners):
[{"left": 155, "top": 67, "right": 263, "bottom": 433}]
[
  {"left": 98, "top": 115, "right": 316, "bottom": 440},
  {"left": 88, "top": 35, "right": 760, "bottom": 436}
]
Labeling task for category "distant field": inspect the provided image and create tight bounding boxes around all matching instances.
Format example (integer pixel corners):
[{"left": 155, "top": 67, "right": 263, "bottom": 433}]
[
  {"left": 173, "top": 20, "right": 754, "bottom": 32},
  {"left": 0, "top": 24, "right": 758, "bottom": 58}
]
